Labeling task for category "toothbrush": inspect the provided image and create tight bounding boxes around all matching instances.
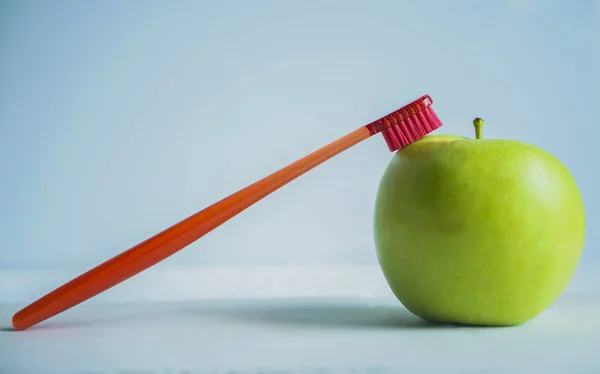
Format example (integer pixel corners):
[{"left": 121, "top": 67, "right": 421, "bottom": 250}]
[{"left": 11, "top": 94, "right": 443, "bottom": 330}]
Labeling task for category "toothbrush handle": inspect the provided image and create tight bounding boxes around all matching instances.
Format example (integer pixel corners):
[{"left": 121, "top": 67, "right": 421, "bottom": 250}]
[{"left": 12, "top": 126, "right": 373, "bottom": 330}]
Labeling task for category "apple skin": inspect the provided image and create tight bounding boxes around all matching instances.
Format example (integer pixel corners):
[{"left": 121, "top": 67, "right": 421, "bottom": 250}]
[{"left": 373, "top": 134, "right": 586, "bottom": 326}]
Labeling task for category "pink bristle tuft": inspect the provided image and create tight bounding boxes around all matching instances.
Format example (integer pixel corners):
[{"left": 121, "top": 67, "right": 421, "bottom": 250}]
[
  {"left": 383, "top": 128, "right": 400, "bottom": 151},
  {"left": 365, "top": 95, "right": 443, "bottom": 152}
]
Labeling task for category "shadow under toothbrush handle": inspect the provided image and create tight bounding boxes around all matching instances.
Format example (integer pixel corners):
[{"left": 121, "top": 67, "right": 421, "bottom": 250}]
[{"left": 11, "top": 126, "right": 373, "bottom": 331}]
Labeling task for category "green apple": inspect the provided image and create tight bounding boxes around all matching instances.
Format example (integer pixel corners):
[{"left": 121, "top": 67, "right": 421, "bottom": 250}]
[{"left": 373, "top": 118, "right": 585, "bottom": 326}]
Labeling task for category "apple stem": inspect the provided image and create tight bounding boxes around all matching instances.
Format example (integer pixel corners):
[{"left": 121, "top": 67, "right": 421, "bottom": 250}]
[{"left": 473, "top": 117, "right": 484, "bottom": 139}]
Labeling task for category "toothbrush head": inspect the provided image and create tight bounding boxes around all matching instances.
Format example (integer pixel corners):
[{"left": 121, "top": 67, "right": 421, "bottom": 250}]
[{"left": 366, "top": 95, "right": 443, "bottom": 151}]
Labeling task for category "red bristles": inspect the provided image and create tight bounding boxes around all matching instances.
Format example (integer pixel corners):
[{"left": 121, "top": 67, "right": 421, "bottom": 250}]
[{"left": 365, "top": 95, "right": 443, "bottom": 152}]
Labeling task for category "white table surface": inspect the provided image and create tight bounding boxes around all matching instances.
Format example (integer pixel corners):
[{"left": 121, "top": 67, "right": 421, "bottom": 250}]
[{"left": 1, "top": 294, "right": 599, "bottom": 374}]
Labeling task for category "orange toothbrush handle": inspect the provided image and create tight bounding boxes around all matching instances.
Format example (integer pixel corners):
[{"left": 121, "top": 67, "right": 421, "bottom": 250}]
[{"left": 12, "top": 126, "right": 373, "bottom": 330}]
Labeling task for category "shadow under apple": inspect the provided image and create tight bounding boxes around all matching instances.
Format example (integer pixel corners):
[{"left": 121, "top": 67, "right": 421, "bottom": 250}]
[{"left": 177, "top": 299, "right": 471, "bottom": 330}]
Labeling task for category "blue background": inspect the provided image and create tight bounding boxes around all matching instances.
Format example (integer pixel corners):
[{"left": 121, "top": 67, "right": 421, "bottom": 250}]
[{"left": 1, "top": 0, "right": 598, "bottom": 297}]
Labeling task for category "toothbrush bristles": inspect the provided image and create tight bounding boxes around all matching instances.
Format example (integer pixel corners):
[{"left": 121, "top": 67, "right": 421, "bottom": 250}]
[{"left": 366, "top": 95, "right": 443, "bottom": 152}]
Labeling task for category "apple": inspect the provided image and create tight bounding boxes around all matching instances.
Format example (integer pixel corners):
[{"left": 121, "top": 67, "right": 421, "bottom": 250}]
[{"left": 373, "top": 118, "right": 586, "bottom": 326}]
